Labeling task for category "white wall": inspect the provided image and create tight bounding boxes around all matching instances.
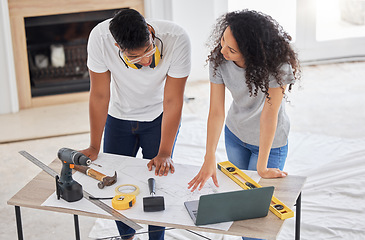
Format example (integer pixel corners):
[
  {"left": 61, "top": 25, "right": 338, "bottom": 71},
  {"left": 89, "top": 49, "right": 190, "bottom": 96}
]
[
  {"left": 144, "top": 0, "right": 173, "bottom": 20},
  {"left": 171, "top": 0, "right": 228, "bottom": 81},
  {"left": 0, "top": 1, "right": 18, "bottom": 114},
  {"left": 145, "top": 0, "right": 228, "bottom": 81}
]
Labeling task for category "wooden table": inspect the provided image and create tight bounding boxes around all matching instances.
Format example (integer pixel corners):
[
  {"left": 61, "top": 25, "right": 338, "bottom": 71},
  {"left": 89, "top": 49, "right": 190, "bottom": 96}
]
[{"left": 8, "top": 158, "right": 306, "bottom": 240}]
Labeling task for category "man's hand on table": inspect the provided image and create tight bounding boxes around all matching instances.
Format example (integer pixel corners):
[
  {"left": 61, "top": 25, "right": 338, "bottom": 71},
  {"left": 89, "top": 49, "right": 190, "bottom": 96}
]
[
  {"left": 147, "top": 154, "right": 175, "bottom": 176},
  {"left": 79, "top": 146, "right": 99, "bottom": 161}
]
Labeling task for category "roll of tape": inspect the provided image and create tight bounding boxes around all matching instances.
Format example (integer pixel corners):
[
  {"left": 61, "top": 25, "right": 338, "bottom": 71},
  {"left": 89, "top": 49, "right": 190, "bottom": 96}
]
[
  {"left": 115, "top": 184, "right": 140, "bottom": 196},
  {"left": 112, "top": 194, "right": 136, "bottom": 210}
]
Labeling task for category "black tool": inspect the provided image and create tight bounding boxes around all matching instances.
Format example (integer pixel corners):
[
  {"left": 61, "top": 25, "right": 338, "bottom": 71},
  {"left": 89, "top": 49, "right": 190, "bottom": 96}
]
[
  {"left": 143, "top": 178, "right": 165, "bottom": 212},
  {"left": 18, "top": 150, "right": 143, "bottom": 230},
  {"left": 56, "top": 148, "right": 91, "bottom": 202}
]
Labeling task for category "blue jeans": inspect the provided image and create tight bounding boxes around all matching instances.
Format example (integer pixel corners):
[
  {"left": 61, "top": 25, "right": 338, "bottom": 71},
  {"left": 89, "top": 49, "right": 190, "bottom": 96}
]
[
  {"left": 104, "top": 113, "right": 169, "bottom": 240},
  {"left": 224, "top": 125, "right": 287, "bottom": 171},
  {"left": 224, "top": 125, "right": 288, "bottom": 240}
]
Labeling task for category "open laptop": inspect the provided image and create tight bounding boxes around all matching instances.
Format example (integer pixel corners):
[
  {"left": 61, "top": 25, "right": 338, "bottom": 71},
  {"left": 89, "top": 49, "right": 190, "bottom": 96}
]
[{"left": 184, "top": 186, "right": 274, "bottom": 225}]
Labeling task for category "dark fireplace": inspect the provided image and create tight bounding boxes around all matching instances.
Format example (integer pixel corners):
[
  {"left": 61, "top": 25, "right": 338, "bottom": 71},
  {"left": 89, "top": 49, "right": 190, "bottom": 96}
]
[{"left": 25, "top": 9, "right": 122, "bottom": 97}]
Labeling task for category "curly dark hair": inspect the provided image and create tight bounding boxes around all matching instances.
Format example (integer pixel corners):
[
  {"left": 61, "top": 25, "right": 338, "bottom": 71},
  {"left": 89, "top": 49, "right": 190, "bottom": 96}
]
[
  {"left": 109, "top": 9, "right": 150, "bottom": 50},
  {"left": 208, "top": 9, "right": 301, "bottom": 98}
]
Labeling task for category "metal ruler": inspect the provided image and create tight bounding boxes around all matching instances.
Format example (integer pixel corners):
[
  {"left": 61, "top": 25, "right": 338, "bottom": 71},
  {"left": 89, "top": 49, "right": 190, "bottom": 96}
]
[
  {"left": 19, "top": 150, "right": 143, "bottom": 230},
  {"left": 217, "top": 161, "right": 294, "bottom": 220}
]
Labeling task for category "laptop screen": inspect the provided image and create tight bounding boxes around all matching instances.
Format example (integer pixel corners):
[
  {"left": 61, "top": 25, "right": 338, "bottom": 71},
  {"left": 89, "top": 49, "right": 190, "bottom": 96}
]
[{"left": 185, "top": 186, "right": 274, "bottom": 225}]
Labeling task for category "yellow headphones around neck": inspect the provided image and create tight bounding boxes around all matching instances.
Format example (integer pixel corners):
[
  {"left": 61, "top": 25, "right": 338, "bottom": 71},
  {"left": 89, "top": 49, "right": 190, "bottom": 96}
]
[{"left": 123, "top": 45, "right": 161, "bottom": 69}]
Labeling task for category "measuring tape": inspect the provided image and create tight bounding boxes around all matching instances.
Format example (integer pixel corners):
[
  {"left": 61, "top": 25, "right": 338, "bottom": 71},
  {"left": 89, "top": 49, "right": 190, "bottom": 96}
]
[
  {"left": 112, "top": 194, "right": 136, "bottom": 210},
  {"left": 217, "top": 161, "right": 294, "bottom": 220}
]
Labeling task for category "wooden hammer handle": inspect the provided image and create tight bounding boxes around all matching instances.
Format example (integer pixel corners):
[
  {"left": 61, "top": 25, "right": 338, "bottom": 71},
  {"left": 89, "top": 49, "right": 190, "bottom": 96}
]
[
  {"left": 73, "top": 165, "right": 105, "bottom": 181},
  {"left": 86, "top": 168, "right": 105, "bottom": 181}
]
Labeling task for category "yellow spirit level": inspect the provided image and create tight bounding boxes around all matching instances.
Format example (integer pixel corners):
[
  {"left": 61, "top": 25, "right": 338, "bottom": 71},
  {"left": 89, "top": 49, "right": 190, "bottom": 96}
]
[{"left": 217, "top": 161, "right": 294, "bottom": 220}]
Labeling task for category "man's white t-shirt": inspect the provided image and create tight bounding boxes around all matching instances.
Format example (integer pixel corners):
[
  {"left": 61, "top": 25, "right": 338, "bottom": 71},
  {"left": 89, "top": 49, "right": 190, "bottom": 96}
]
[{"left": 87, "top": 19, "right": 191, "bottom": 121}]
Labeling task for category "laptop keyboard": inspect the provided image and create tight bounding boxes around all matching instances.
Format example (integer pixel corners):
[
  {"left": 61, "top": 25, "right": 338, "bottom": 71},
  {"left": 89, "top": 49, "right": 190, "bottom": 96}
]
[{"left": 192, "top": 210, "right": 198, "bottom": 218}]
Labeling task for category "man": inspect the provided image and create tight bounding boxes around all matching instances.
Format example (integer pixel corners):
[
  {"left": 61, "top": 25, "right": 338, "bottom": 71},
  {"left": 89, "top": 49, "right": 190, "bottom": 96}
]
[{"left": 81, "top": 8, "right": 191, "bottom": 240}]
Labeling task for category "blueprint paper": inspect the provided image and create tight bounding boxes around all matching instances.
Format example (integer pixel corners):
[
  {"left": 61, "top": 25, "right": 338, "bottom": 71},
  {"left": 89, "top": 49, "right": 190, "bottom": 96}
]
[{"left": 42, "top": 153, "right": 261, "bottom": 231}]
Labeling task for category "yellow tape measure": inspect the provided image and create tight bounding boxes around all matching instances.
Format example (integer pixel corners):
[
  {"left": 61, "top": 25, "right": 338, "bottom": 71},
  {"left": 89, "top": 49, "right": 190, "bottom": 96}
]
[
  {"left": 112, "top": 194, "right": 136, "bottom": 210},
  {"left": 217, "top": 161, "right": 294, "bottom": 220}
]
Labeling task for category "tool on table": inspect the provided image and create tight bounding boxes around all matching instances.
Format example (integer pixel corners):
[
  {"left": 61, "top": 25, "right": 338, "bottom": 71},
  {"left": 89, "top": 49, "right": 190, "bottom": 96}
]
[
  {"left": 73, "top": 164, "right": 117, "bottom": 189},
  {"left": 57, "top": 147, "right": 91, "bottom": 202},
  {"left": 112, "top": 195, "right": 136, "bottom": 210},
  {"left": 18, "top": 150, "right": 142, "bottom": 230},
  {"left": 143, "top": 178, "right": 165, "bottom": 212},
  {"left": 115, "top": 184, "right": 140, "bottom": 196},
  {"left": 89, "top": 195, "right": 136, "bottom": 210},
  {"left": 91, "top": 162, "right": 103, "bottom": 168},
  {"left": 217, "top": 161, "right": 294, "bottom": 220}
]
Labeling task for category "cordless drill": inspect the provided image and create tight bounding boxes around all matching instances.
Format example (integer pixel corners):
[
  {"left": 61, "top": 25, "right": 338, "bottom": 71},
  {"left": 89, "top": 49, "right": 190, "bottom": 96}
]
[{"left": 56, "top": 148, "right": 91, "bottom": 202}]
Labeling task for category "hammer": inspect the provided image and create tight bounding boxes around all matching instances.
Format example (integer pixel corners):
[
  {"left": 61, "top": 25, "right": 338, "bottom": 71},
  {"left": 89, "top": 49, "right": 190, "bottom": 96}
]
[
  {"left": 143, "top": 178, "right": 165, "bottom": 212},
  {"left": 73, "top": 165, "right": 117, "bottom": 189}
]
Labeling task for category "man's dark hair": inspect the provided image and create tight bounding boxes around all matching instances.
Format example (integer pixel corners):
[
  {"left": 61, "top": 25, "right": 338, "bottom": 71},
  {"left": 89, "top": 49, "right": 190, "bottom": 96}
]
[{"left": 109, "top": 9, "right": 150, "bottom": 50}]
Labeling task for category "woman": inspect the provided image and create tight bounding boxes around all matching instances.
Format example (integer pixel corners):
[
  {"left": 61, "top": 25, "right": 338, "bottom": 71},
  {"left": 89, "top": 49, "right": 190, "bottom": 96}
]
[{"left": 189, "top": 9, "right": 300, "bottom": 193}]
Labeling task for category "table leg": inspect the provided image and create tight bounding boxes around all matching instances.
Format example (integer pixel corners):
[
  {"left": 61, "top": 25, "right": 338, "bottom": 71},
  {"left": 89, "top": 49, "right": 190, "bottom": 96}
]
[
  {"left": 15, "top": 206, "right": 24, "bottom": 240},
  {"left": 295, "top": 192, "right": 302, "bottom": 240},
  {"left": 74, "top": 215, "right": 80, "bottom": 240}
]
